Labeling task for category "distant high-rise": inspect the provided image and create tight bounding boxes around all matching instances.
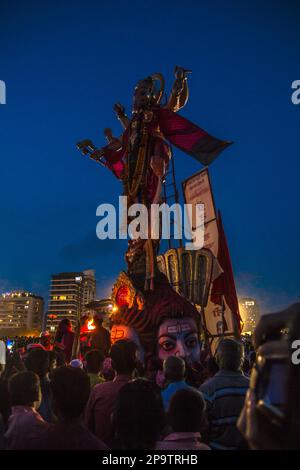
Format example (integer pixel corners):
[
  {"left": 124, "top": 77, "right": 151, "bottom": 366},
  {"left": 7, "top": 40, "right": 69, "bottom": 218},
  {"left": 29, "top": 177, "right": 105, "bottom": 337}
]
[
  {"left": 0, "top": 291, "right": 44, "bottom": 333},
  {"left": 47, "top": 270, "right": 96, "bottom": 330},
  {"left": 82, "top": 270, "right": 97, "bottom": 307},
  {"left": 239, "top": 297, "right": 260, "bottom": 334}
]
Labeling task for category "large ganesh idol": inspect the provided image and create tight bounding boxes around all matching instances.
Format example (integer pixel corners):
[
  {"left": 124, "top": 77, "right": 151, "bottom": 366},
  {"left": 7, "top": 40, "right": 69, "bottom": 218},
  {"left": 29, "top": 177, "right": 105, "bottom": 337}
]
[
  {"left": 77, "top": 67, "right": 231, "bottom": 380},
  {"left": 77, "top": 67, "right": 231, "bottom": 289}
]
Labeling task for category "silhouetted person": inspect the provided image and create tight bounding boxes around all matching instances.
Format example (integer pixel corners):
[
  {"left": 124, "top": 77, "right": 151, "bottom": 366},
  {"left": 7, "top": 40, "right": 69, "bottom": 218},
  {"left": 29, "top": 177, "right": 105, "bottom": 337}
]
[
  {"left": 90, "top": 317, "right": 111, "bottom": 357},
  {"left": 25, "top": 349, "right": 53, "bottom": 423},
  {"left": 54, "top": 319, "right": 74, "bottom": 363},
  {"left": 52, "top": 342, "right": 66, "bottom": 367},
  {"left": 39, "top": 331, "right": 52, "bottom": 351},
  {"left": 156, "top": 388, "right": 210, "bottom": 450},
  {"left": 35, "top": 366, "right": 107, "bottom": 450},
  {"left": 4, "top": 371, "right": 49, "bottom": 449},
  {"left": 115, "top": 378, "right": 165, "bottom": 450},
  {"left": 200, "top": 338, "right": 249, "bottom": 450},
  {"left": 85, "top": 349, "right": 105, "bottom": 388},
  {"left": 161, "top": 356, "right": 194, "bottom": 410},
  {"left": 0, "top": 377, "right": 10, "bottom": 432},
  {"left": 85, "top": 339, "right": 137, "bottom": 447}
]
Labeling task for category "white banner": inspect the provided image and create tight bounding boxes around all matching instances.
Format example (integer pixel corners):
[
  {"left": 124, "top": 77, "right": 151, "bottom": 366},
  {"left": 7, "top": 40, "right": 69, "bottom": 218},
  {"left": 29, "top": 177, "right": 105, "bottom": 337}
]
[
  {"left": 203, "top": 288, "right": 237, "bottom": 355},
  {"left": 183, "top": 168, "right": 218, "bottom": 256}
]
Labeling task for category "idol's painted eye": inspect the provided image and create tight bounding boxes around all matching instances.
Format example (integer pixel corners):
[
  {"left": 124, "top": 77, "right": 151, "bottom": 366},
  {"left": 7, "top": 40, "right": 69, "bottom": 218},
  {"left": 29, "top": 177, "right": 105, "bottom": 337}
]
[
  {"left": 185, "top": 336, "right": 198, "bottom": 349},
  {"left": 159, "top": 340, "right": 175, "bottom": 352}
]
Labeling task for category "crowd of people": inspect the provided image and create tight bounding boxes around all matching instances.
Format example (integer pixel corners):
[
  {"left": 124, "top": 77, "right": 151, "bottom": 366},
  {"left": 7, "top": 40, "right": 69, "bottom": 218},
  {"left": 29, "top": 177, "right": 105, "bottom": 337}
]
[
  {"left": 0, "top": 336, "right": 40, "bottom": 351},
  {"left": 0, "top": 314, "right": 295, "bottom": 451}
]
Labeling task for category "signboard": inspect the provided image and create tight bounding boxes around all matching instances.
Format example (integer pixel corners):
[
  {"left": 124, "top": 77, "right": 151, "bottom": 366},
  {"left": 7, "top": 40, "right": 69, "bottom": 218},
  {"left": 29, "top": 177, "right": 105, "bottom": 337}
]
[
  {"left": 183, "top": 168, "right": 241, "bottom": 352},
  {"left": 183, "top": 168, "right": 219, "bottom": 257},
  {"left": 203, "top": 288, "right": 238, "bottom": 354}
]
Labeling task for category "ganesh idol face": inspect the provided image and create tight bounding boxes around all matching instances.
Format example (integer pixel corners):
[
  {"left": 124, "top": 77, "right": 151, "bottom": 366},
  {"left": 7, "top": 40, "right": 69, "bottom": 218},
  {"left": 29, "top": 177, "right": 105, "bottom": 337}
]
[
  {"left": 110, "top": 324, "right": 145, "bottom": 365},
  {"left": 157, "top": 317, "right": 201, "bottom": 367}
]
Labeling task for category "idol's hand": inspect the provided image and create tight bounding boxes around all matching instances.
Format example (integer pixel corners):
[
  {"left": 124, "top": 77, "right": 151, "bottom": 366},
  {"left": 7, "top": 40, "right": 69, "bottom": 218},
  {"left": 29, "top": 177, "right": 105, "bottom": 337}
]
[
  {"left": 114, "top": 102, "right": 126, "bottom": 118},
  {"left": 174, "top": 65, "right": 192, "bottom": 79},
  {"left": 90, "top": 148, "right": 105, "bottom": 161}
]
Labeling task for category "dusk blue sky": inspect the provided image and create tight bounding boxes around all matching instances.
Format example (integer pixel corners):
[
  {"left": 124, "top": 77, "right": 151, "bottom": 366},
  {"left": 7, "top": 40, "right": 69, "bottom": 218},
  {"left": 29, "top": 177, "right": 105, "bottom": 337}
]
[{"left": 0, "top": 0, "right": 299, "bottom": 314}]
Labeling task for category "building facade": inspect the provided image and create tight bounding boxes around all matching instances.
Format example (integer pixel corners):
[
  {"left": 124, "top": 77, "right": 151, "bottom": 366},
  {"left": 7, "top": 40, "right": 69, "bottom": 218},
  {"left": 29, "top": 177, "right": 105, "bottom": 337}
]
[
  {"left": 0, "top": 291, "right": 44, "bottom": 334},
  {"left": 239, "top": 297, "right": 260, "bottom": 334},
  {"left": 47, "top": 270, "right": 96, "bottom": 330}
]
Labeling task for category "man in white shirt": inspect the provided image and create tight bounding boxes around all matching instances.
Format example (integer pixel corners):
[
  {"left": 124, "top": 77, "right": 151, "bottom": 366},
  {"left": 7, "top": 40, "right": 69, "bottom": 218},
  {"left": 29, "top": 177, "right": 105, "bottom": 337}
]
[{"left": 0, "top": 339, "right": 6, "bottom": 376}]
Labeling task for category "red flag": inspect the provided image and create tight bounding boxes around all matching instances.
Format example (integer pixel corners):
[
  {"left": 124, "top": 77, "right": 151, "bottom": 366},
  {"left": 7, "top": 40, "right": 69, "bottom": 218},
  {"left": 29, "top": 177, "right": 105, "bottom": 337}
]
[
  {"left": 156, "top": 107, "right": 233, "bottom": 166},
  {"left": 211, "top": 211, "right": 243, "bottom": 332}
]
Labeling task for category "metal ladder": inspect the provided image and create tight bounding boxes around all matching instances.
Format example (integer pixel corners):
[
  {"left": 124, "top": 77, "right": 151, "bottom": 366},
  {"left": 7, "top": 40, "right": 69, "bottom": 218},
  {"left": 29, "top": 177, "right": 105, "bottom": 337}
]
[{"left": 162, "top": 147, "right": 183, "bottom": 250}]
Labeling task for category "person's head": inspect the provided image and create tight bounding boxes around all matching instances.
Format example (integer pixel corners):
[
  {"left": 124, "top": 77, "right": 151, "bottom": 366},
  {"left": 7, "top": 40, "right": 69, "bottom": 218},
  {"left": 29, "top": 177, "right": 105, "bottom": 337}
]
[
  {"left": 110, "top": 340, "right": 137, "bottom": 375},
  {"left": 26, "top": 343, "right": 46, "bottom": 352},
  {"left": 167, "top": 388, "right": 206, "bottom": 432},
  {"left": 102, "top": 357, "right": 115, "bottom": 381},
  {"left": 163, "top": 355, "right": 185, "bottom": 382},
  {"left": 8, "top": 371, "right": 41, "bottom": 409},
  {"left": 40, "top": 331, "right": 51, "bottom": 349},
  {"left": 111, "top": 324, "right": 145, "bottom": 364},
  {"left": 25, "top": 348, "right": 49, "bottom": 379},
  {"left": 50, "top": 366, "right": 90, "bottom": 420},
  {"left": 70, "top": 359, "right": 83, "bottom": 369},
  {"left": 85, "top": 349, "right": 104, "bottom": 374},
  {"left": 215, "top": 338, "right": 244, "bottom": 372},
  {"left": 58, "top": 318, "right": 72, "bottom": 334},
  {"left": 93, "top": 316, "right": 103, "bottom": 327},
  {"left": 115, "top": 378, "right": 165, "bottom": 450}
]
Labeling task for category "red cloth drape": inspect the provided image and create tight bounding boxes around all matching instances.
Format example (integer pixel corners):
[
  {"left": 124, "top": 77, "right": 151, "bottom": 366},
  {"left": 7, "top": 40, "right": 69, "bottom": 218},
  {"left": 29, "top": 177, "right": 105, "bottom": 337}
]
[
  {"left": 100, "top": 107, "right": 232, "bottom": 177},
  {"left": 211, "top": 211, "right": 243, "bottom": 332},
  {"left": 155, "top": 108, "right": 232, "bottom": 166}
]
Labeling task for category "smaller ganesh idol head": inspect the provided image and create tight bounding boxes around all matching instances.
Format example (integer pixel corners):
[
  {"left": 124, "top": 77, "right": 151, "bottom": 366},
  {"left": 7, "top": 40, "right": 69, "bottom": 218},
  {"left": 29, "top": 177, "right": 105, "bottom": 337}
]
[
  {"left": 110, "top": 272, "right": 147, "bottom": 366},
  {"left": 110, "top": 272, "right": 201, "bottom": 370},
  {"left": 132, "top": 73, "right": 165, "bottom": 114}
]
